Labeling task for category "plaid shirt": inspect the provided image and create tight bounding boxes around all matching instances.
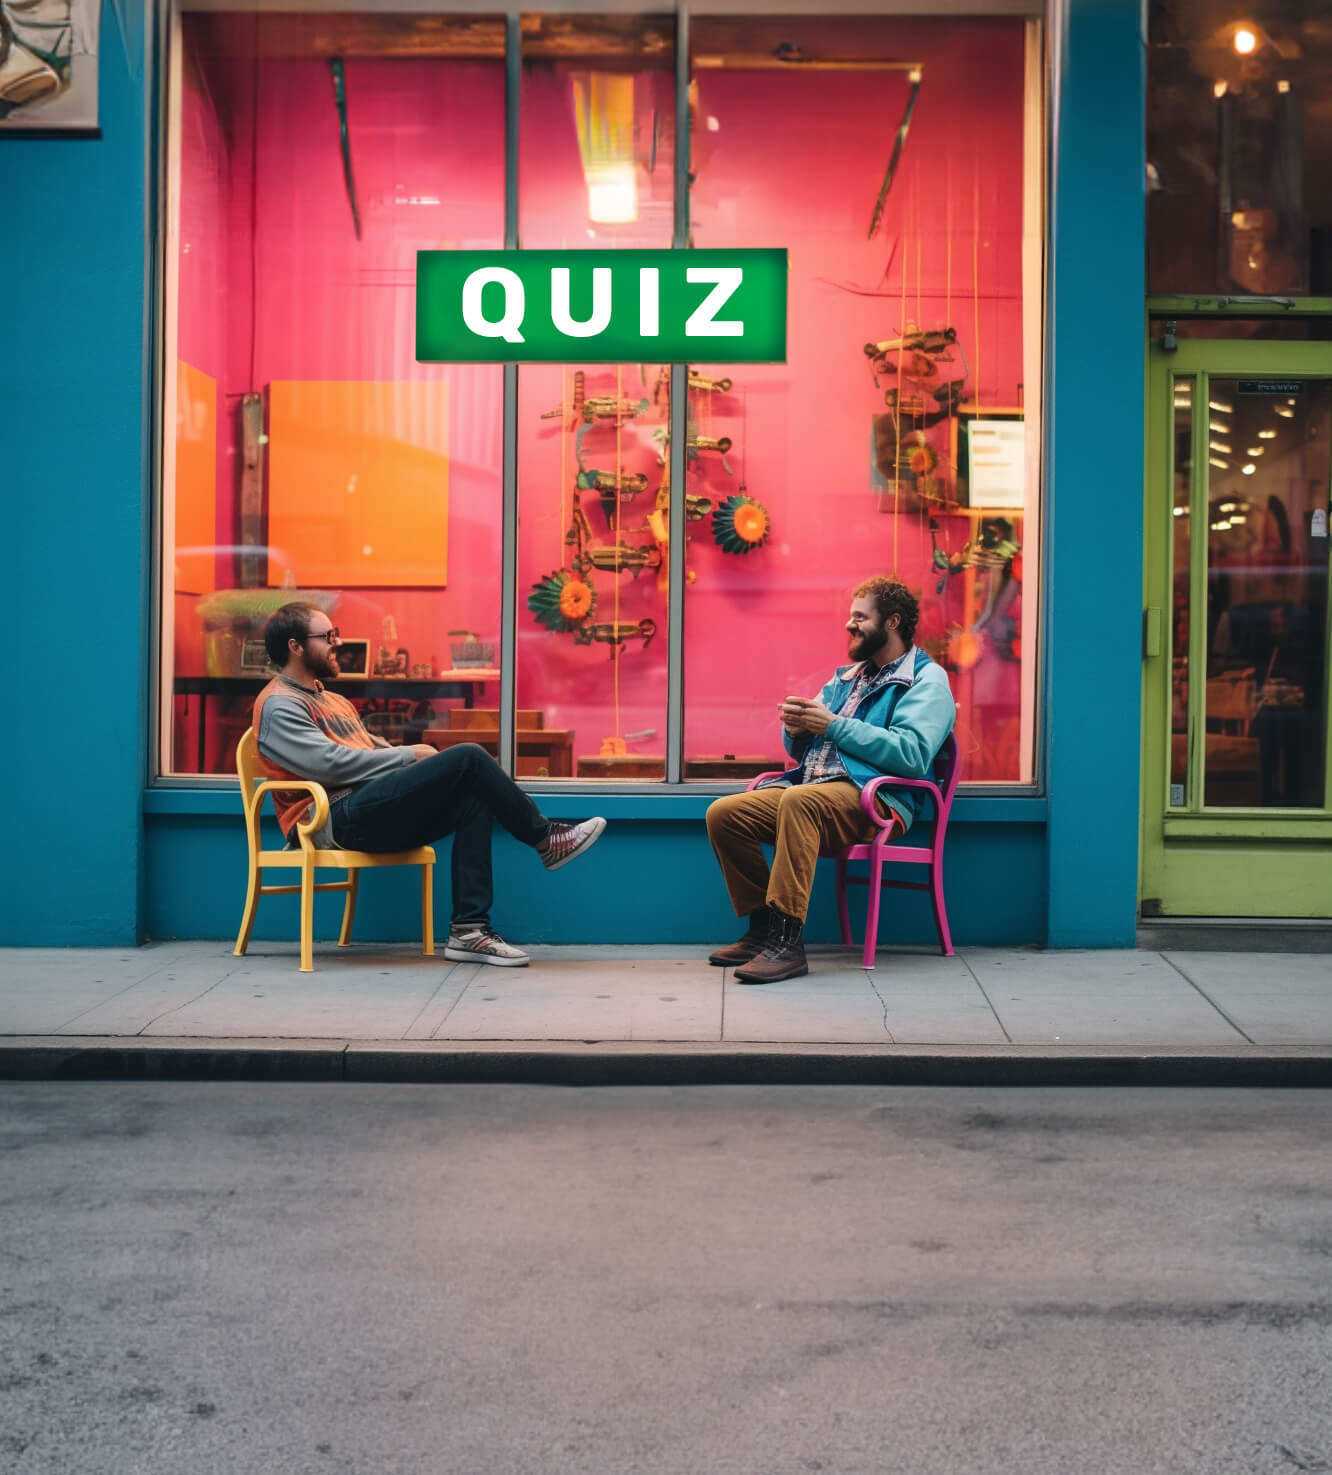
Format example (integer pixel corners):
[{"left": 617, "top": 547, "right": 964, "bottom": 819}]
[{"left": 771, "top": 649, "right": 910, "bottom": 788}]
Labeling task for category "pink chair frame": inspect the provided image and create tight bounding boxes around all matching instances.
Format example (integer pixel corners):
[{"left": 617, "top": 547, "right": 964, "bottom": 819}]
[{"left": 749, "top": 732, "right": 961, "bottom": 967}]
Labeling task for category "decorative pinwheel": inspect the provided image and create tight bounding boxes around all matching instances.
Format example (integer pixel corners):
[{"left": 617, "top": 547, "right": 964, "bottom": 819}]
[
  {"left": 712, "top": 493, "right": 771, "bottom": 555},
  {"left": 527, "top": 569, "right": 598, "bottom": 633}
]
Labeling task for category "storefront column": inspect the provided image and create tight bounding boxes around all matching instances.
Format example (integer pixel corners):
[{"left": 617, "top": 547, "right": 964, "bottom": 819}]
[
  {"left": 1043, "top": 0, "right": 1146, "bottom": 945},
  {"left": 4, "top": 1, "right": 154, "bottom": 944}
]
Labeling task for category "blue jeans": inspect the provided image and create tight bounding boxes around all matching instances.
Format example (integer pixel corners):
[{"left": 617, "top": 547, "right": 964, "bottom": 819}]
[{"left": 330, "top": 744, "right": 551, "bottom": 928}]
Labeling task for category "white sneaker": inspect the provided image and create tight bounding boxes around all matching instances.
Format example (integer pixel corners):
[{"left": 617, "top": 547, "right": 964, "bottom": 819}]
[
  {"left": 538, "top": 817, "right": 606, "bottom": 871},
  {"left": 444, "top": 926, "right": 530, "bottom": 967}
]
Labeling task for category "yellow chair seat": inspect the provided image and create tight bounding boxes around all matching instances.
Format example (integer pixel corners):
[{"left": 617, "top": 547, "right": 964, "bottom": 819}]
[{"left": 233, "top": 728, "right": 435, "bottom": 972}]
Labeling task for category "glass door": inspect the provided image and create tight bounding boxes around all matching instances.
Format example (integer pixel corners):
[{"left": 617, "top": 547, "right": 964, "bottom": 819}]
[{"left": 1142, "top": 340, "right": 1332, "bottom": 917}]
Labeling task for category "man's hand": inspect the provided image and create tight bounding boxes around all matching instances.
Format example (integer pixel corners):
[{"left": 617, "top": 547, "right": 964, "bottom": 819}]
[
  {"left": 779, "top": 697, "right": 836, "bottom": 735},
  {"left": 410, "top": 744, "right": 437, "bottom": 762}
]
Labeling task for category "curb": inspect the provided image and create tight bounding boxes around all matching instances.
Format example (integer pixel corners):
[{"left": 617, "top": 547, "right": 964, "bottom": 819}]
[{"left": 3, "top": 1039, "right": 1332, "bottom": 1087}]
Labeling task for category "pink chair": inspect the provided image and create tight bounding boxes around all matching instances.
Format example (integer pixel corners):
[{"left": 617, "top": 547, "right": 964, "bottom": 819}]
[{"left": 748, "top": 732, "right": 961, "bottom": 967}]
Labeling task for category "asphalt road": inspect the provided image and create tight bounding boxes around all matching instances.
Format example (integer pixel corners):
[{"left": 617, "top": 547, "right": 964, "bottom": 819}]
[{"left": 2, "top": 1085, "right": 1331, "bottom": 1475}]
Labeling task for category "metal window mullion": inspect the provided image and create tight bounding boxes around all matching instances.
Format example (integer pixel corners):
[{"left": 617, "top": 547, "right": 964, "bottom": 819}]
[
  {"left": 1186, "top": 373, "right": 1209, "bottom": 811},
  {"left": 498, "top": 12, "right": 520, "bottom": 776},
  {"left": 664, "top": 5, "right": 690, "bottom": 785}
]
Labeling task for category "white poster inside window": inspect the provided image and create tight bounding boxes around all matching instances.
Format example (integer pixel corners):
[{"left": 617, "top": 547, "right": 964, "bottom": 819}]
[
  {"left": 967, "top": 417, "right": 1026, "bottom": 509},
  {"left": 0, "top": 0, "right": 100, "bottom": 134}
]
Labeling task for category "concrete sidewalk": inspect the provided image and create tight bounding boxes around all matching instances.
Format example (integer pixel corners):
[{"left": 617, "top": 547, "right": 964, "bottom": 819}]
[{"left": 2, "top": 939, "right": 1330, "bottom": 1084}]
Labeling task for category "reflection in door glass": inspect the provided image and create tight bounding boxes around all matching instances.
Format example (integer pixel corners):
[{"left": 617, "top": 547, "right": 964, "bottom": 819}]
[
  {"left": 1204, "top": 380, "right": 1330, "bottom": 808},
  {"left": 1170, "top": 377, "right": 1192, "bottom": 804}
]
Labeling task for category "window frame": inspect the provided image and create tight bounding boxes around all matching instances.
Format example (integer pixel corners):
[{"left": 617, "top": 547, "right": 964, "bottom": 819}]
[{"left": 150, "top": 0, "right": 1047, "bottom": 797}]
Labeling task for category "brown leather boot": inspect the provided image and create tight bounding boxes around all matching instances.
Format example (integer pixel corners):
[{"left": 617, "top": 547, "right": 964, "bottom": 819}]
[
  {"left": 732, "top": 910, "right": 808, "bottom": 985},
  {"left": 708, "top": 907, "right": 773, "bottom": 967}
]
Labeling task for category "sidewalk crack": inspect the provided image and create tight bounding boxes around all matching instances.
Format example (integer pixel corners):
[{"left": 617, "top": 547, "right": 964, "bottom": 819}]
[
  {"left": 864, "top": 970, "right": 897, "bottom": 1043},
  {"left": 1160, "top": 952, "right": 1255, "bottom": 1044},
  {"left": 402, "top": 963, "right": 459, "bottom": 1039},
  {"left": 961, "top": 953, "right": 1013, "bottom": 1043},
  {"left": 53, "top": 949, "right": 203, "bottom": 1033},
  {"left": 137, "top": 966, "right": 239, "bottom": 1035}
]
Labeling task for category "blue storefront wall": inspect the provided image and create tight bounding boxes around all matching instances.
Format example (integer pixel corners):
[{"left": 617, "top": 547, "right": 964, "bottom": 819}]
[{"left": 3, "top": 0, "right": 1143, "bottom": 949}]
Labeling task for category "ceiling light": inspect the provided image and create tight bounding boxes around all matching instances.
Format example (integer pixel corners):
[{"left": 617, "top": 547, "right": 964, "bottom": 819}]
[
  {"left": 1219, "top": 502, "right": 1237, "bottom": 512},
  {"left": 1173, "top": 507, "right": 1187, "bottom": 517},
  {"left": 1278, "top": 80, "right": 1291, "bottom": 93},
  {"left": 1246, "top": 447, "right": 1263, "bottom": 456},
  {"left": 1208, "top": 400, "right": 1233, "bottom": 413},
  {"left": 1275, "top": 407, "right": 1295, "bottom": 418},
  {"left": 1242, "top": 463, "right": 1256, "bottom": 475},
  {"left": 1233, "top": 26, "right": 1257, "bottom": 54},
  {"left": 1258, "top": 429, "right": 1277, "bottom": 439},
  {"left": 1209, "top": 456, "right": 1230, "bottom": 469},
  {"left": 1230, "top": 514, "right": 1248, "bottom": 524},
  {"left": 1212, "top": 520, "right": 1232, "bottom": 531},
  {"left": 1210, "top": 441, "right": 1232, "bottom": 453},
  {"left": 1214, "top": 80, "right": 1228, "bottom": 98},
  {"left": 1209, "top": 420, "right": 1230, "bottom": 433}
]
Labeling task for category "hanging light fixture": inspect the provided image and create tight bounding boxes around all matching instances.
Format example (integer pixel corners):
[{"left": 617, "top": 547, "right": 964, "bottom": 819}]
[{"left": 573, "top": 73, "right": 639, "bottom": 225}]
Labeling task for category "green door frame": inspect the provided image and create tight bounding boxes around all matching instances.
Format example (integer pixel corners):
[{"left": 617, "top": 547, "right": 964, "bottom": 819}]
[{"left": 1142, "top": 336, "right": 1332, "bottom": 918}]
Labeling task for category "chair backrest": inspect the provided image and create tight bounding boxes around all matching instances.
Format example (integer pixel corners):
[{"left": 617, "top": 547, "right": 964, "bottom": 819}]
[
  {"left": 236, "top": 726, "right": 262, "bottom": 797},
  {"left": 932, "top": 731, "right": 962, "bottom": 826}
]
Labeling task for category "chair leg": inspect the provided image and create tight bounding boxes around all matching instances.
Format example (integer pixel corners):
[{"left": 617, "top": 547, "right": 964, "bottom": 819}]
[
  {"left": 338, "top": 870, "right": 359, "bottom": 947},
  {"left": 299, "top": 853, "right": 316, "bottom": 973},
  {"left": 862, "top": 858, "right": 884, "bottom": 970},
  {"left": 930, "top": 862, "right": 954, "bottom": 957},
  {"left": 234, "top": 864, "right": 262, "bottom": 957},
  {"left": 835, "top": 858, "right": 852, "bottom": 945},
  {"left": 421, "top": 862, "right": 435, "bottom": 957}
]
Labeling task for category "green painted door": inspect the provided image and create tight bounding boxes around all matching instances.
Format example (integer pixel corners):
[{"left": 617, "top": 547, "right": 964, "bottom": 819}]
[{"left": 1142, "top": 339, "right": 1332, "bottom": 917}]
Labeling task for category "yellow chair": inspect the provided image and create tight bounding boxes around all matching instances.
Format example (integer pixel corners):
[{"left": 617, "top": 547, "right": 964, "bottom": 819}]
[{"left": 233, "top": 728, "right": 435, "bottom": 972}]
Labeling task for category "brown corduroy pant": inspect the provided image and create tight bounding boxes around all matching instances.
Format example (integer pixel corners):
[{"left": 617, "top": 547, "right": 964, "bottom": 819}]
[{"left": 705, "top": 781, "right": 902, "bottom": 924}]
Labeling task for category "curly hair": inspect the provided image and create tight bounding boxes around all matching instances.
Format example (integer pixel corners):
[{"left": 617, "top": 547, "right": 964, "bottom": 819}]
[
  {"left": 850, "top": 576, "right": 919, "bottom": 647},
  {"left": 263, "top": 602, "right": 320, "bottom": 666}
]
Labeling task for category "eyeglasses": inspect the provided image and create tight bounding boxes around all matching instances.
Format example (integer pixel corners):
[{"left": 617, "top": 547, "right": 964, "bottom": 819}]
[{"left": 305, "top": 627, "right": 341, "bottom": 644}]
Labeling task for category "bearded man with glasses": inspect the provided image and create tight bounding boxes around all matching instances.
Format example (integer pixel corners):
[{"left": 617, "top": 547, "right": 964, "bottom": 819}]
[{"left": 251, "top": 602, "right": 605, "bottom": 967}]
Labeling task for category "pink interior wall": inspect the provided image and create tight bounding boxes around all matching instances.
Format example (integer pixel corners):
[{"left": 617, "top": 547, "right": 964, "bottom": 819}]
[
  {"left": 174, "top": 17, "right": 1029, "bottom": 778},
  {"left": 682, "top": 20, "right": 1029, "bottom": 778}
]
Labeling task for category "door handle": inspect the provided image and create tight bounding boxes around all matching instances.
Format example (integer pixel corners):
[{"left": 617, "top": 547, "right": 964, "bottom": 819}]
[{"left": 1143, "top": 607, "right": 1162, "bottom": 658}]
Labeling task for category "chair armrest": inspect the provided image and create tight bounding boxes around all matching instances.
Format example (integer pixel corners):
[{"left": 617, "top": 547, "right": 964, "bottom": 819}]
[
  {"left": 747, "top": 771, "right": 785, "bottom": 792},
  {"left": 860, "top": 773, "right": 944, "bottom": 829},
  {"left": 248, "top": 779, "right": 331, "bottom": 851}
]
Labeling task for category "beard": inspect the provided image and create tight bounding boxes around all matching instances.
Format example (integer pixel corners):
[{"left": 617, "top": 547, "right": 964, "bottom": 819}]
[
  {"left": 850, "top": 624, "right": 889, "bottom": 662},
  {"left": 307, "top": 648, "right": 340, "bottom": 680}
]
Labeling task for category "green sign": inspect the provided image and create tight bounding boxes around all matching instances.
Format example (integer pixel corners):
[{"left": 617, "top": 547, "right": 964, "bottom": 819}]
[{"left": 416, "top": 249, "right": 787, "bottom": 364}]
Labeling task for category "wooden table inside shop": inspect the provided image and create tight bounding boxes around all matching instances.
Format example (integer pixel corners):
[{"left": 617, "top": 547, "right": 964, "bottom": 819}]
[
  {"left": 575, "top": 754, "right": 667, "bottom": 780},
  {"left": 422, "top": 707, "right": 574, "bottom": 779},
  {"left": 175, "top": 670, "right": 500, "bottom": 773}
]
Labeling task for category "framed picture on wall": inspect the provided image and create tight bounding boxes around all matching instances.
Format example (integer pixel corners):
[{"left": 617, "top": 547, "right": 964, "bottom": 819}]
[
  {"left": 0, "top": 0, "right": 102, "bottom": 136},
  {"left": 239, "top": 639, "right": 273, "bottom": 676},
  {"left": 336, "top": 638, "right": 370, "bottom": 677},
  {"left": 953, "top": 405, "right": 1025, "bottom": 510}
]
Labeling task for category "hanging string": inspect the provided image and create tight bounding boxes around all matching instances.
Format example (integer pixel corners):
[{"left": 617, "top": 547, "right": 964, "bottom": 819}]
[
  {"left": 559, "top": 367, "right": 569, "bottom": 568},
  {"left": 613, "top": 365, "right": 623, "bottom": 741},
  {"left": 973, "top": 154, "right": 985, "bottom": 415},
  {"left": 913, "top": 159, "right": 922, "bottom": 331},
  {"left": 893, "top": 192, "right": 906, "bottom": 579}
]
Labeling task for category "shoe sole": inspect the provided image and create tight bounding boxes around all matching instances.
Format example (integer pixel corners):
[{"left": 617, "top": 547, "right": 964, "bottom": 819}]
[
  {"left": 543, "top": 816, "right": 607, "bottom": 872},
  {"left": 443, "top": 945, "right": 529, "bottom": 967},
  {"left": 732, "top": 962, "right": 810, "bottom": 985},
  {"left": 708, "top": 951, "right": 763, "bottom": 967}
]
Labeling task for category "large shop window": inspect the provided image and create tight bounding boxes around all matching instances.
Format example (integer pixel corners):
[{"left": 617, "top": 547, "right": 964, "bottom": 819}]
[
  {"left": 161, "top": 11, "right": 507, "bottom": 776},
  {"left": 160, "top": 7, "right": 1042, "bottom": 786}
]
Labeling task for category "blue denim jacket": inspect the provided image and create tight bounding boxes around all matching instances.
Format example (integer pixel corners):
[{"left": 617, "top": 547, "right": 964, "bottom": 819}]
[{"left": 778, "top": 647, "right": 956, "bottom": 831}]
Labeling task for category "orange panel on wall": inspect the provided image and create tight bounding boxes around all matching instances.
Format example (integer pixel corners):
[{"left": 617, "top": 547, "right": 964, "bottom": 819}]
[
  {"left": 173, "top": 361, "right": 217, "bottom": 595},
  {"left": 267, "top": 381, "right": 449, "bottom": 587}
]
